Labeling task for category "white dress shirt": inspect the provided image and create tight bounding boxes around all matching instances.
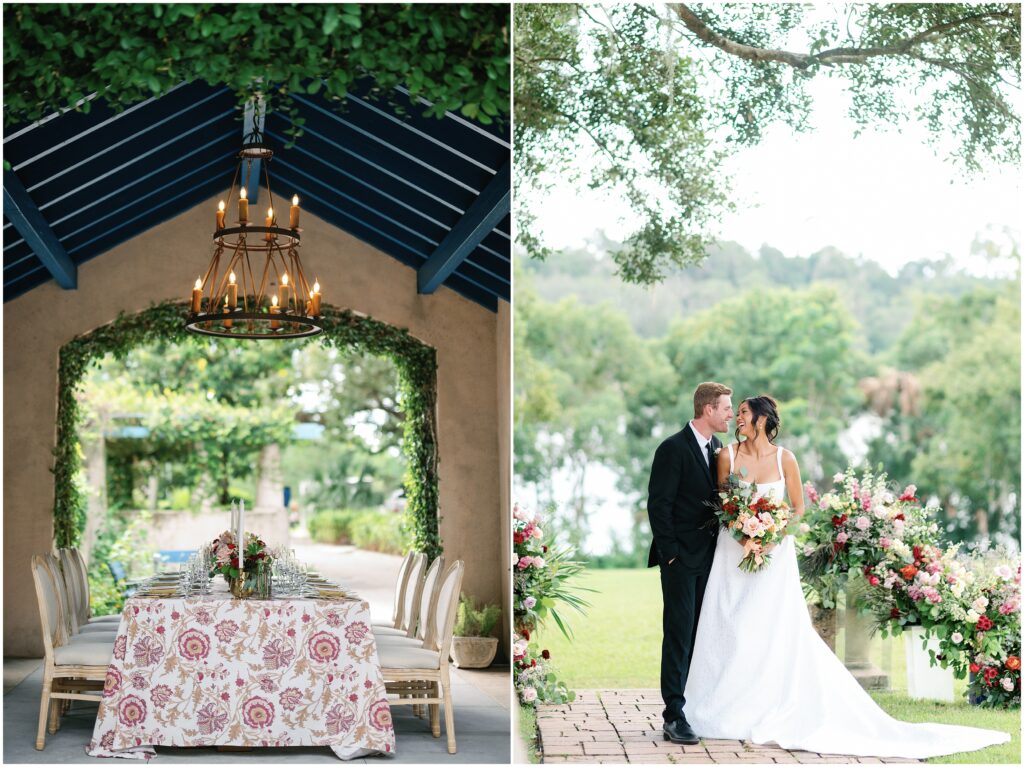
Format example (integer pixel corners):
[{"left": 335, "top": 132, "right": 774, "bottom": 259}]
[{"left": 689, "top": 421, "right": 713, "bottom": 466}]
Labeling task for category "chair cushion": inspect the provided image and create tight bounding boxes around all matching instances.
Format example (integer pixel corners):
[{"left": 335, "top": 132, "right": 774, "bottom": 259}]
[
  {"left": 372, "top": 626, "right": 407, "bottom": 636},
  {"left": 54, "top": 640, "right": 113, "bottom": 667},
  {"left": 88, "top": 615, "right": 122, "bottom": 623},
  {"left": 374, "top": 633, "right": 422, "bottom": 646},
  {"left": 378, "top": 643, "right": 441, "bottom": 670}
]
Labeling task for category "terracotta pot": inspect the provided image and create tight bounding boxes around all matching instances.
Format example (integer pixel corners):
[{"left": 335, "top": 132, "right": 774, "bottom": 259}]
[{"left": 450, "top": 636, "right": 499, "bottom": 668}]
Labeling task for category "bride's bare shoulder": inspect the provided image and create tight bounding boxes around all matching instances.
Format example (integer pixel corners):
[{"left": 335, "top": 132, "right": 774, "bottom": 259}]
[{"left": 780, "top": 447, "right": 800, "bottom": 468}]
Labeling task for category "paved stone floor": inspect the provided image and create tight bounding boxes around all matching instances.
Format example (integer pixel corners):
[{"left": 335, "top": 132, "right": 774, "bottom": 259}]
[{"left": 536, "top": 691, "right": 922, "bottom": 764}]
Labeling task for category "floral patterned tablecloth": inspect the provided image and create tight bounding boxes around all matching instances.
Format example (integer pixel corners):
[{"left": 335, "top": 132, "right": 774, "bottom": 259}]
[{"left": 87, "top": 588, "right": 395, "bottom": 760}]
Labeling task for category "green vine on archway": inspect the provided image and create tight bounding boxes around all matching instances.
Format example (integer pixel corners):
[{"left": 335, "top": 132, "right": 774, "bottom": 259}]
[
  {"left": 2, "top": 4, "right": 510, "bottom": 134},
  {"left": 54, "top": 301, "right": 440, "bottom": 559}
]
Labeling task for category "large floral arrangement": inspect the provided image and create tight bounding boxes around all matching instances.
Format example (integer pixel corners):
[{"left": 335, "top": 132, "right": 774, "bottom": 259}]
[
  {"left": 799, "top": 467, "right": 1021, "bottom": 708},
  {"left": 713, "top": 477, "right": 793, "bottom": 572},
  {"left": 799, "top": 468, "right": 939, "bottom": 608},
  {"left": 862, "top": 546, "right": 1021, "bottom": 708},
  {"left": 512, "top": 503, "right": 588, "bottom": 705},
  {"left": 209, "top": 530, "right": 272, "bottom": 581}
]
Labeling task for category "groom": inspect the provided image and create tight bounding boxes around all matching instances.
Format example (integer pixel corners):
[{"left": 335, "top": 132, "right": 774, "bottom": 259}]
[{"left": 647, "top": 381, "right": 733, "bottom": 744}]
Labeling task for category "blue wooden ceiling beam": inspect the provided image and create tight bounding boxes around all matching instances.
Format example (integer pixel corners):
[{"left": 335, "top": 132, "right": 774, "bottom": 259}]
[
  {"left": 2, "top": 170, "right": 76, "bottom": 289},
  {"left": 417, "top": 159, "right": 509, "bottom": 295}
]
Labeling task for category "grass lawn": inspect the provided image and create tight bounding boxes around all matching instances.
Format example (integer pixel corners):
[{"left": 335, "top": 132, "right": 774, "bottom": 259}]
[{"left": 535, "top": 568, "right": 1020, "bottom": 764}]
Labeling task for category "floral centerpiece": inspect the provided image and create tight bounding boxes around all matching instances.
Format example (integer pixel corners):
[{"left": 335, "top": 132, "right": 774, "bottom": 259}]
[
  {"left": 712, "top": 476, "right": 793, "bottom": 572},
  {"left": 512, "top": 503, "right": 589, "bottom": 705},
  {"left": 210, "top": 530, "right": 273, "bottom": 598},
  {"left": 799, "top": 468, "right": 939, "bottom": 608}
]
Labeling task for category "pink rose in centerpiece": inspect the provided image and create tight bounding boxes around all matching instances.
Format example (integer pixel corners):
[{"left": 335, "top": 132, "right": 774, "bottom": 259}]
[
  {"left": 998, "top": 597, "right": 1020, "bottom": 615},
  {"left": 835, "top": 531, "right": 849, "bottom": 544},
  {"left": 867, "top": 575, "right": 880, "bottom": 586},
  {"left": 242, "top": 696, "right": 275, "bottom": 728},
  {"left": 532, "top": 526, "right": 543, "bottom": 539},
  {"left": 742, "top": 517, "right": 765, "bottom": 538},
  {"left": 532, "top": 557, "right": 546, "bottom": 568},
  {"left": 972, "top": 596, "right": 990, "bottom": 613},
  {"left": 522, "top": 687, "right": 538, "bottom": 702},
  {"left": 855, "top": 516, "right": 870, "bottom": 531},
  {"left": 513, "top": 504, "right": 530, "bottom": 521},
  {"left": 951, "top": 632, "right": 964, "bottom": 645},
  {"left": 922, "top": 587, "right": 941, "bottom": 604},
  {"left": 517, "top": 556, "right": 532, "bottom": 570},
  {"left": 525, "top": 596, "right": 537, "bottom": 609},
  {"left": 878, "top": 537, "right": 891, "bottom": 549},
  {"left": 892, "top": 519, "right": 905, "bottom": 535}
]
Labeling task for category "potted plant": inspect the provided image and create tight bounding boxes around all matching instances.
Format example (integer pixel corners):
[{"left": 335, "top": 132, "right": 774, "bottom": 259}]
[{"left": 450, "top": 596, "right": 501, "bottom": 668}]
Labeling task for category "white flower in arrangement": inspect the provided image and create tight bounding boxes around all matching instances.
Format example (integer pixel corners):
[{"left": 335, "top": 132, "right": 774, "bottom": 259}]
[
  {"left": 513, "top": 504, "right": 530, "bottom": 522},
  {"left": 532, "top": 557, "right": 545, "bottom": 568},
  {"left": 855, "top": 516, "right": 871, "bottom": 531},
  {"left": 525, "top": 596, "right": 537, "bottom": 609},
  {"left": 1001, "top": 678, "right": 1015, "bottom": 692},
  {"left": 951, "top": 632, "right": 964, "bottom": 645},
  {"left": 972, "top": 596, "right": 990, "bottom": 613},
  {"left": 994, "top": 564, "right": 1013, "bottom": 580},
  {"left": 532, "top": 527, "right": 543, "bottom": 539},
  {"left": 514, "top": 639, "right": 529, "bottom": 656},
  {"left": 950, "top": 581, "right": 966, "bottom": 599},
  {"left": 522, "top": 687, "right": 538, "bottom": 702},
  {"left": 803, "top": 544, "right": 815, "bottom": 556},
  {"left": 950, "top": 603, "right": 968, "bottom": 621},
  {"left": 965, "top": 609, "right": 981, "bottom": 624},
  {"left": 890, "top": 540, "right": 911, "bottom": 559},
  {"left": 833, "top": 472, "right": 845, "bottom": 483},
  {"left": 798, "top": 522, "right": 811, "bottom": 535},
  {"left": 891, "top": 518, "right": 905, "bottom": 535}
]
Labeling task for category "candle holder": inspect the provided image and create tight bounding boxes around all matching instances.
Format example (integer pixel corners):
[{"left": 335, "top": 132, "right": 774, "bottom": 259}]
[{"left": 186, "top": 115, "right": 324, "bottom": 340}]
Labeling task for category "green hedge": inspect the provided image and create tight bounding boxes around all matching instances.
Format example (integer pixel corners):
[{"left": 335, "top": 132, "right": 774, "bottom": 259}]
[{"left": 308, "top": 509, "right": 405, "bottom": 555}]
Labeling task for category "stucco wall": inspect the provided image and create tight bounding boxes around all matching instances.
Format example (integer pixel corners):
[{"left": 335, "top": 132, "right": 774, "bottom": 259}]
[
  {"left": 3, "top": 195, "right": 508, "bottom": 657},
  {"left": 498, "top": 299, "right": 512, "bottom": 662}
]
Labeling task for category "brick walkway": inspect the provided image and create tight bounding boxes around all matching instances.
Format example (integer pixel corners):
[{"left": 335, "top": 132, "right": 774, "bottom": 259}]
[{"left": 536, "top": 690, "right": 922, "bottom": 764}]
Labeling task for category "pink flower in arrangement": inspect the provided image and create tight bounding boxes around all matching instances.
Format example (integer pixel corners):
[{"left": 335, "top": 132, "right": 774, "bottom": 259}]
[
  {"left": 344, "top": 622, "right": 370, "bottom": 645},
  {"left": 369, "top": 699, "right": 393, "bottom": 731},
  {"left": 177, "top": 629, "right": 211, "bottom": 661},
  {"left": 998, "top": 597, "right": 1020, "bottom": 615},
  {"left": 150, "top": 685, "right": 173, "bottom": 708},
  {"left": 525, "top": 597, "right": 537, "bottom": 609},
  {"left": 532, "top": 557, "right": 546, "bottom": 568},
  {"left": 132, "top": 636, "right": 164, "bottom": 667},
  {"left": 103, "top": 668, "right": 122, "bottom": 698},
  {"left": 899, "top": 485, "right": 918, "bottom": 502},
  {"left": 117, "top": 695, "right": 147, "bottom": 727},
  {"left": 196, "top": 703, "right": 228, "bottom": 734},
  {"left": 907, "top": 585, "right": 924, "bottom": 601},
  {"left": 532, "top": 526, "right": 543, "bottom": 539},
  {"left": 113, "top": 635, "right": 127, "bottom": 661},
  {"left": 214, "top": 620, "right": 239, "bottom": 643},
  {"left": 855, "top": 516, "right": 871, "bottom": 531},
  {"left": 926, "top": 561, "right": 943, "bottom": 575},
  {"left": 835, "top": 532, "right": 849, "bottom": 544},
  {"left": 517, "top": 556, "right": 533, "bottom": 570},
  {"left": 242, "top": 697, "right": 275, "bottom": 729},
  {"left": 892, "top": 519, "right": 905, "bottom": 535},
  {"left": 307, "top": 632, "right": 341, "bottom": 663},
  {"left": 325, "top": 703, "right": 357, "bottom": 735},
  {"left": 867, "top": 575, "right": 880, "bottom": 586},
  {"left": 922, "top": 587, "right": 942, "bottom": 604},
  {"left": 878, "top": 537, "right": 891, "bottom": 550},
  {"left": 804, "top": 482, "right": 819, "bottom": 504},
  {"left": 262, "top": 639, "right": 296, "bottom": 670}
]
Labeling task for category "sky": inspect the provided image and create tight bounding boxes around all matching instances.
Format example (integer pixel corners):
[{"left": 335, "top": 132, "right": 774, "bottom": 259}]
[{"left": 532, "top": 68, "right": 1021, "bottom": 278}]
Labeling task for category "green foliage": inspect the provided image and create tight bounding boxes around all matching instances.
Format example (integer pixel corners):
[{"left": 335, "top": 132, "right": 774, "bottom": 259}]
[
  {"left": 453, "top": 595, "right": 501, "bottom": 638},
  {"left": 349, "top": 511, "right": 405, "bottom": 555},
  {"left": 54, "top": 301, "right": 440, "bottom": 561},
  {"left": 515, "top": 4, "right": 1020, "bottom": 284},
  {"left": 88, "top": 510, "right": 158, "bottom": 616},
  {"left": 307, "top": 509, "right": 362, "bottom": 545},
  {"left": 3, "top": 4, "right": 510, "bottom": 134}
]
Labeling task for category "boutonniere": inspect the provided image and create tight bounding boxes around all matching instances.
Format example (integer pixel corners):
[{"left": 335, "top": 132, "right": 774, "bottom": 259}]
[{"left": 714, "top": 447, "right": 722, "bottom": 457}]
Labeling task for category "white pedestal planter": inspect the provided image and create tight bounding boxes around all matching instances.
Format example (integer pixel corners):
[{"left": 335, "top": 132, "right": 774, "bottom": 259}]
[{"left": 904, "top": 626, "right": 954, "bottom": 701}]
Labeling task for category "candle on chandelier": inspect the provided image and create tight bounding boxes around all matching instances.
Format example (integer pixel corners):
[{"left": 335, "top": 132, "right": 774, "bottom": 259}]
[
  {"left": 238, "top": 188, "right": 249, "bottom": 223},
  {"left": 223, "top": 295, "right": 233, "bottom": 329},
  {"left": 270, "top": 295, "right": 281, "bottom": 330},
  {"left": 191, "top": 277, "right": 203, "bottom": 314},
  {"left": 310, "top": 279, "right": 321, "bottom": 316},
  {"left": 216, "top": 200, "right": 226, "bottom": 230},
  {"left": 289, "top": 195, "right": 300, "bottom": 229},
  {"left": 279, "top": 273, "right": 291, "bottom": 310},
  {"left": 227, "top": 271, "right": 238, "bottom": 310},
  {"left": 264, "top": 206, "right": 276, "bottom": 239}
]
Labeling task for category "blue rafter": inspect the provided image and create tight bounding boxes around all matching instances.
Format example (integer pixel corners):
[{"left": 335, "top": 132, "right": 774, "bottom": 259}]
[
  {"left": 243, "top": 100, "right": 263, "bottom": 205},
  {"left": 3, "top": 170, "right": 76, "bottom": 289},
  {"left": 417, "top": 159, "right": 509, "bottom": 295}
]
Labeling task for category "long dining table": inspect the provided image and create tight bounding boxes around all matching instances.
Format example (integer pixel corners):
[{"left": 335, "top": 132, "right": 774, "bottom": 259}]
[{"left": 87, "top": 577, "right": 395, "bottom": 760}]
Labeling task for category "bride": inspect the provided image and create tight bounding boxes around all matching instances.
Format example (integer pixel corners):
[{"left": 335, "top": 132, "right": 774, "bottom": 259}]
[{"left": 684, "top": 395, "right": 1010, "bottom": 759}]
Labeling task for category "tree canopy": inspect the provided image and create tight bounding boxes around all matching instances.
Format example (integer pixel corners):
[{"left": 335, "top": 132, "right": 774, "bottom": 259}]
[{"left": 515, "top": 3, "right": 1021, "bottom": 284}]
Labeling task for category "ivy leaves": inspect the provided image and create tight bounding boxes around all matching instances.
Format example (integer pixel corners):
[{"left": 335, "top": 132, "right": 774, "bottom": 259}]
[
  {"left": 3, "top": 4, "right": 510, "bottom": 133},
  {"left": 54, "top": 301, "right": 440, "bottom": 560}
]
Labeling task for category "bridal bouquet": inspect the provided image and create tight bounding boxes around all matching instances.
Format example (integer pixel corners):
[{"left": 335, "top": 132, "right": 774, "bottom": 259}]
[{"left": 713, "top": 477, "right": 793, "bottom": 573}]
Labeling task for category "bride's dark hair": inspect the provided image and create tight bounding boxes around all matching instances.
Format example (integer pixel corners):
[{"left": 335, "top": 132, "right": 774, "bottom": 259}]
[{"left": 736, "top": 395, "right": 781, "bottom": 444}]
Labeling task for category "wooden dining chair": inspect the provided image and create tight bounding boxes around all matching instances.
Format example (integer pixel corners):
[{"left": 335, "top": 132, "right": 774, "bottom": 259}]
[
  {"left": 48, "top": 552, "right": 117, "bottom": 640},
  {"left": 379, "top": 560, "right": 465, "bottom": 754},
  {"left": 31, "top": 554, "right": 114, "bottom": 750},
  {"left": 373, "top": 552, "right": 426, "bottom": 639},
  {"left": 69, "top": 548, "right": 121, "bottom": 625},
  {"left": 372, "top": 550, "right": 415, "bottom": 632}
]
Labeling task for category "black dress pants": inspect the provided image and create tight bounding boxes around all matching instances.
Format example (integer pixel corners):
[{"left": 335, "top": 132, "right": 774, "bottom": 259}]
[{"left": 659, "top": 561, "right": 710, "bottom": 723}]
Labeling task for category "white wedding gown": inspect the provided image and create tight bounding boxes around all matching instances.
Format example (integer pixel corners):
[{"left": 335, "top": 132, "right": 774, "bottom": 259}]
[{"left": 684, "top": 445, "right": 1010, "bottom": 759}]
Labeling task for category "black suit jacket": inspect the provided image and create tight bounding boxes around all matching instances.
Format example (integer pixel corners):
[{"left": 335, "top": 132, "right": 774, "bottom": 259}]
[{"left": 646, "top": 426, "right": 722, "bottom": 570}]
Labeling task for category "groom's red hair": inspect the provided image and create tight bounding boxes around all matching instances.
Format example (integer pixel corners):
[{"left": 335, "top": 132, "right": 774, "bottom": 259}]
[{"left": 693, "top": 382, "right": 732, "bottom": 418}]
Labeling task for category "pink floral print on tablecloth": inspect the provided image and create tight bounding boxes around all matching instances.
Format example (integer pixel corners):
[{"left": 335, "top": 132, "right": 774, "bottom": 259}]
[{"left": 87, "top": 593, "right": 394, "bottom": 760}]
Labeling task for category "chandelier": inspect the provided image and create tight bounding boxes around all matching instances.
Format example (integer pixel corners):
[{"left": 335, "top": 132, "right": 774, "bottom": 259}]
[{"left": 185, "top": 124, "right": 323, "bottom": 339}]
